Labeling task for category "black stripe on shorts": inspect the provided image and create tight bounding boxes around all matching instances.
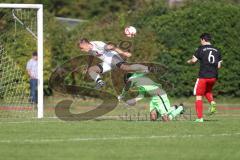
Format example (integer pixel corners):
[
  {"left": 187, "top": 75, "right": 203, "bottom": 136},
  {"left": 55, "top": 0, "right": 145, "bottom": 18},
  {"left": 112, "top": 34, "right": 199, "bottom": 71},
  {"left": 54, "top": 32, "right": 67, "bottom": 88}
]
[{"left": 158, "top": 95, "right": 168, "bottom": 112}]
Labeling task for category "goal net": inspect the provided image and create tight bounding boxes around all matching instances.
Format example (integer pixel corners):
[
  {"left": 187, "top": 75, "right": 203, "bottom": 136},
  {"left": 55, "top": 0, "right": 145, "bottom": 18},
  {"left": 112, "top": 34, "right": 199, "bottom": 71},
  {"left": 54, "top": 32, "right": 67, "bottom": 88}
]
[{"left": 0, "top": 4, "right": 43, "bottom": 119}]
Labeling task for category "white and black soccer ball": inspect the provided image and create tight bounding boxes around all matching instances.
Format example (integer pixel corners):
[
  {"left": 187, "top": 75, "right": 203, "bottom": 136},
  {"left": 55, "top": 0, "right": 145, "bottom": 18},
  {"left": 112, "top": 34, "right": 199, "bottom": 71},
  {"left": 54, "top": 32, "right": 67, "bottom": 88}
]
[{"left": 124, "top": 26, "right": 137, "bottom": 38}]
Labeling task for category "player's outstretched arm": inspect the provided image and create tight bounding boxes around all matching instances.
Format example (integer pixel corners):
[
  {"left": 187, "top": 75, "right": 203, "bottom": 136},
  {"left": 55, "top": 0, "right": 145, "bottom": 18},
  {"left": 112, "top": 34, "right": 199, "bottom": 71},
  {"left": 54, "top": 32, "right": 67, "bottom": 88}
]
[
  {"left": 126, "top": 94, "right": 144, "bottom": 106},
  {"left": 105, "top": 44, "right": 132, "bottom": 58},
  {"left": 218, "top": 61, "right": 222, "bottom": 69},
  {"left": 187, "top": 56, "right": 198, "bottom": 64},
  {"left": 118, "top": 81, "right": 132, "bottom": 101}
]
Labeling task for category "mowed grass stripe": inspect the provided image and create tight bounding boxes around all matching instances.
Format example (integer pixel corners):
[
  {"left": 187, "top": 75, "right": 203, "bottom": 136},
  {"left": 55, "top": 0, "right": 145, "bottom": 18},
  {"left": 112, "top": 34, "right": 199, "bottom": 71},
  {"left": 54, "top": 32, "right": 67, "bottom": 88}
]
[{"left": 1, "top": 132, "right": 240, "bottom": 144}]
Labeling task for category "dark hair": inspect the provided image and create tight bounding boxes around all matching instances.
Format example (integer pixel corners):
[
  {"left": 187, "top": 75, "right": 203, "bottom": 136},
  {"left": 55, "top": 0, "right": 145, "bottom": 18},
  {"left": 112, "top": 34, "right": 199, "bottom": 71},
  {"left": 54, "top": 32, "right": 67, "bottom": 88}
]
[
  {"left": 78, "top": 38, "right": 90, "bottom": 45},
  {"left": 32, "top": 51, "right": 37, "bottom": 56},
  {"left": 200, "top": 33, "right": 211, "bottom": 42}
]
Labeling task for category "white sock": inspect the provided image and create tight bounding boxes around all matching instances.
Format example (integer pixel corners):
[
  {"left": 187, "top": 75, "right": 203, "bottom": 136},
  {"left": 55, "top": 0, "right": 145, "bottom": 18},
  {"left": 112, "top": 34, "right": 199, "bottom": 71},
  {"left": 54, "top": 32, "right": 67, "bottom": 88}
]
[
  {"left": 89, "top": 71, "right": 100, "bottom": 82},
  {"left": 168, "top": 106, "right": 183, "bottom": 120}
]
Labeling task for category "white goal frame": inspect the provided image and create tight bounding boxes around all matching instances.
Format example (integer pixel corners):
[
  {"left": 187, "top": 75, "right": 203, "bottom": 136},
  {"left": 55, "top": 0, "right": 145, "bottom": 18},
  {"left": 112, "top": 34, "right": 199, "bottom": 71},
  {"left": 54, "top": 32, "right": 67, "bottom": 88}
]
[{"left": 0, "top": 3, "right": 44, "bottom": 118}]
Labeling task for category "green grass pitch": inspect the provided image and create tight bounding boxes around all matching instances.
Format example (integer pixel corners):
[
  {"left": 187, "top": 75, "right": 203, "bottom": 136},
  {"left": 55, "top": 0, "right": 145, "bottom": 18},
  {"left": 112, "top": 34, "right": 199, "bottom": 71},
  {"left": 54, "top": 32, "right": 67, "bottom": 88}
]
[
  {"left": 0, "top": 98, "right": 240, "bottom": 160},
  {"left": 0, "top": 117, "right": 240, "bottom": 160}
]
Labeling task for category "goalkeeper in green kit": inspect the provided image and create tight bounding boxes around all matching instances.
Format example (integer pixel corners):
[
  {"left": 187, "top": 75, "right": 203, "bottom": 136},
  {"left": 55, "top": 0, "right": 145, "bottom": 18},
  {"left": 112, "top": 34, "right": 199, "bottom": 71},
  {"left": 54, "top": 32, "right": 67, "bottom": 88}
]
[{"left": 118, "top": 73, "right": 184, "bottom": 121}]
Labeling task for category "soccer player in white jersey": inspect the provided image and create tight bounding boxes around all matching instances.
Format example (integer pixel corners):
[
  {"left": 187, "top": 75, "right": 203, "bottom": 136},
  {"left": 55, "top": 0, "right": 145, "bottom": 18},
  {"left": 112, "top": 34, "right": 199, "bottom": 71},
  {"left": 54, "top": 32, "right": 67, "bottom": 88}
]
[{"left": 78, "top": 38, "right": 155, "bottom": 89}]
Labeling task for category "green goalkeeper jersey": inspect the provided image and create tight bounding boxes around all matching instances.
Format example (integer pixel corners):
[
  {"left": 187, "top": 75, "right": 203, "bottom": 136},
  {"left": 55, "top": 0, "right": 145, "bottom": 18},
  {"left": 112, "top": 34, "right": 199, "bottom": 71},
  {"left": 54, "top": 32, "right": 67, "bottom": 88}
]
[
  {"left": 128, "top": 73, "right": 173, "bottom": 115},
  {"left": 127, "top": 73, "right": 166, "bottom": 97},
  {"left": 121, "top": 73, "right": 183, "bottom": 118}
]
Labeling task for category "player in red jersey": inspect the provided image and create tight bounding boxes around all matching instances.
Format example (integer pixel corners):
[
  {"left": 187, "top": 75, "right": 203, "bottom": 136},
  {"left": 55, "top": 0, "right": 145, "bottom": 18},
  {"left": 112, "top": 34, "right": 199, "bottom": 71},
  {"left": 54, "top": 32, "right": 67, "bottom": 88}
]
[{"left": 187, "top": 33, "right": 222, "bottom": 122}]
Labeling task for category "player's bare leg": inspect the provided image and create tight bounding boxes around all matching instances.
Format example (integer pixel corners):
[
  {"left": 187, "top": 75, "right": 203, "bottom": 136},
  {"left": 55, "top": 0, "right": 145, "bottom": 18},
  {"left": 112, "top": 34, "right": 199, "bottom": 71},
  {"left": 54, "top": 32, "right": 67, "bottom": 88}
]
[
  {"left": 88, "top": 65, "right": 105, "bottom": 89},
  {"left": 120, "top": 63, "right": 149, "bottom": 73},
  {"left": 195, "top": 96, "right": 204, "bottom": 122},
  {"left": 119, "top": 63, "right": 167, "bottom": 73}
]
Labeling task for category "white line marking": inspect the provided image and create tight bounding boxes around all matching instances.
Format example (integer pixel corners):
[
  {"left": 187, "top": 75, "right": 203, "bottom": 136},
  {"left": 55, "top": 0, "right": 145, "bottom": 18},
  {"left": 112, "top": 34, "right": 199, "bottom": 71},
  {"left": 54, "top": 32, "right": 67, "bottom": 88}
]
[
  {"left": 0, "top": 133, "right": 240, "bottom": 144},
  {"left": 0, "top": 120, "right": 63, "bottom": 124}
]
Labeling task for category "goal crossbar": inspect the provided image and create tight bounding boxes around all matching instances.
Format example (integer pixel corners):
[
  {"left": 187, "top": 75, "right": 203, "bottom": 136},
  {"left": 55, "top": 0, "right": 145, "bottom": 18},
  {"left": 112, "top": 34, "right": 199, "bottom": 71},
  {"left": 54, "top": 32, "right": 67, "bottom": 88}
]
[
  {"left": 0, "top": 3, "right": 42, "bottom": 9},
  {"left": 0, "top": 3, "right": 44, "bottom": 118}
]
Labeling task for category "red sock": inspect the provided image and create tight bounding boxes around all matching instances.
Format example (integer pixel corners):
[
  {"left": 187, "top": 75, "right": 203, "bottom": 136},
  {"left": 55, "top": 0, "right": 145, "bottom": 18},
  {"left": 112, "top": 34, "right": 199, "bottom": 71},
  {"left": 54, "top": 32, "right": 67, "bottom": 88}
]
[
  {"left": 205, "top": 92, "right": 213, "bottom": 103},
  {"left": 195, "top": 100, "right": 203, "bottom": 119}
]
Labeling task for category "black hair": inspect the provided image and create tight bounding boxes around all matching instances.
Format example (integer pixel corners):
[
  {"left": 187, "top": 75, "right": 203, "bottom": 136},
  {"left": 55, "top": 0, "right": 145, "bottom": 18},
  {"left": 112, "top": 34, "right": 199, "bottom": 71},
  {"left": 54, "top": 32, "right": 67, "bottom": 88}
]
[
  {"left": 200, "top": 33, "right": 211, "bottom": 42},
  {"left": 32, "top": 51, "right": 37, "bottom": 56}
]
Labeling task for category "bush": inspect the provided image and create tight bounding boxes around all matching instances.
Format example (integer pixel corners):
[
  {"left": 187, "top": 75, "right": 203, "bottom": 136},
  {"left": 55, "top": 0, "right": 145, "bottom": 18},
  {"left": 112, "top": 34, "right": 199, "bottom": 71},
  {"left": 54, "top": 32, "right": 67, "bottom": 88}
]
[
  {"left": 139, "top": 0, "right": 240, "bottom": 97},
  {"left": 59, "top": 0, "right": 240, "bottom": 97}
]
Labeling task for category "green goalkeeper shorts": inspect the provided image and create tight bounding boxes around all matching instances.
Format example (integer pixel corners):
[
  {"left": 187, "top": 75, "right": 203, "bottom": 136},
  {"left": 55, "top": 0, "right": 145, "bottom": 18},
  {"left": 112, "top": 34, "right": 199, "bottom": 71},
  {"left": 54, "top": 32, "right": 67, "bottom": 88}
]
[{"left": 149, "top": 94, "right": 173, "bottom": 116}]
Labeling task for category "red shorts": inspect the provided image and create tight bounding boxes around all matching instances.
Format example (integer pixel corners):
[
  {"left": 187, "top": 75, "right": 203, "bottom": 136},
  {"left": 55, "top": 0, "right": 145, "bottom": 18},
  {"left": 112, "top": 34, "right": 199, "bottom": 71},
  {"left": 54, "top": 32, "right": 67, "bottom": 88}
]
[{"left": 193, "top": 78, "right": 217, "bottom": 96}]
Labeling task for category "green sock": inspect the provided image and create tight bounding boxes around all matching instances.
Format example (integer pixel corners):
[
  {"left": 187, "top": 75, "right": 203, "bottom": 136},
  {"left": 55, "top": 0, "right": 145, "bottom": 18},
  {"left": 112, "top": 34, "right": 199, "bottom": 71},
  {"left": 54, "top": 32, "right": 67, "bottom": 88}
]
[{"left": 169, "top": 106, "right": 183, "bottom": 120}]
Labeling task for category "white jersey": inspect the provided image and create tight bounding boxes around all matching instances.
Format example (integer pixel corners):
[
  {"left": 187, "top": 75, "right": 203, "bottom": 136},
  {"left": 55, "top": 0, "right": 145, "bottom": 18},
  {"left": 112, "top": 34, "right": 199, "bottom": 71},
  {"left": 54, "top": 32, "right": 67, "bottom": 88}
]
[
  {"left": 89, "top": 41, "right": 123, "bottom": 65},
  {"left": 26, "top": 58, "right": 38, "bottom": 79}
]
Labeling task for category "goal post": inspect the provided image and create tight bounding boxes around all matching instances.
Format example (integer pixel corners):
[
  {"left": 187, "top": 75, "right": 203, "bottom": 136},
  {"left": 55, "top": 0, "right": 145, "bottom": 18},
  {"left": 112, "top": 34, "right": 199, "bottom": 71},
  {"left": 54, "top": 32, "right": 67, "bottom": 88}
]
[{"left": 0, "top": 3, "right": 44, "bottom": 118}]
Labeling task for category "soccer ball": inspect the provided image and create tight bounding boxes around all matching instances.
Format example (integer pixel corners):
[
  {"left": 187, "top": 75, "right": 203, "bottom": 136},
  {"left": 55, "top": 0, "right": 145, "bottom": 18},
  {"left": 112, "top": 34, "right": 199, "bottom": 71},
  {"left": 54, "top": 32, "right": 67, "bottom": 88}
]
[{"left": 124, "top": 26, "right": 137, "bottom": 38}]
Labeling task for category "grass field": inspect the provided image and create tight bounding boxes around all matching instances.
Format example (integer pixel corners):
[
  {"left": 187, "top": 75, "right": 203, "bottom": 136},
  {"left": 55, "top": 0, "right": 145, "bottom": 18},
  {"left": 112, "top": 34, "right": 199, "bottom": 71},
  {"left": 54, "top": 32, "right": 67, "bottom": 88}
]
[
  {"left": 0, "top": 97, "right": 240, "bottom": 160},
  {"left": 0, "top": 118, "right": 240, "bottom": 160}
]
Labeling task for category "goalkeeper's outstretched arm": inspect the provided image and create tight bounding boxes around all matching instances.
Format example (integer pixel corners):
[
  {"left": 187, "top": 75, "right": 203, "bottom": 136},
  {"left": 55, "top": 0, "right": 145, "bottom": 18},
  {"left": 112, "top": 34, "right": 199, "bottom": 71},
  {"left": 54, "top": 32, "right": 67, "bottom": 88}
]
[
  {"left": 125, "top": 94, "right": 144, "bottom": 106},
  {"left": 118, "top": 81, "right": 133, "bottom": 101}
]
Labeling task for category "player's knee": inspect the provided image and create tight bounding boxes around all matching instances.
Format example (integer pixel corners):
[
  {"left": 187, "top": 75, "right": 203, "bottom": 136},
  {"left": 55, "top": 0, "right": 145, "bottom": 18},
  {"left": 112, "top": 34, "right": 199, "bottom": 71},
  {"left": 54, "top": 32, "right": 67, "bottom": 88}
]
[
  {"left": 88, "top": 66, "right": 100, "bottom": 74},
  {"left": 120, "top": 64, "right": 130, "bottom": 71},
  {"left": 88, "top": 66, "right": 94, "bottom": 72},
  {"left": 196, "top": 96, "right": 202, "bottom": 100},
  {"left": 150, "top": 111, "right": 157, "bottom": 121},
  {"left": 162, "top": 114, "right": 169, "bottom": 122},
  {"left": 150, "top": 116, "right": 157, "bottom": 121}
]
